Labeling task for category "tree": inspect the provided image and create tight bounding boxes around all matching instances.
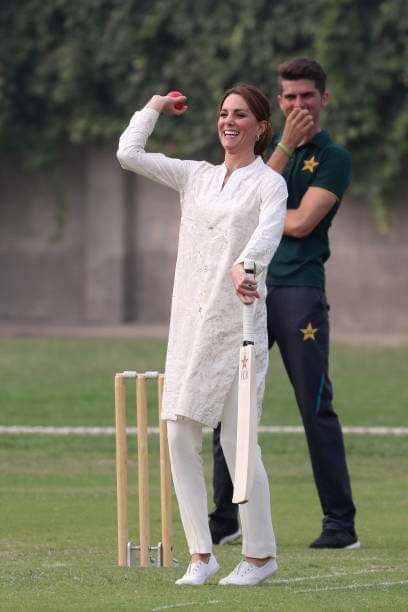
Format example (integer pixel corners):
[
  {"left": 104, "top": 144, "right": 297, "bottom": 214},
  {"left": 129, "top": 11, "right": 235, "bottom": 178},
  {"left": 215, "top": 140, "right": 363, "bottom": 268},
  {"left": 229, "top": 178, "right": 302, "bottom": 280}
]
[
  {"left": 0, "top": 0, "right": 406, "bottom": 221},
  {"left": 313, "top": 0, "right": 408, "bottom": 224}
]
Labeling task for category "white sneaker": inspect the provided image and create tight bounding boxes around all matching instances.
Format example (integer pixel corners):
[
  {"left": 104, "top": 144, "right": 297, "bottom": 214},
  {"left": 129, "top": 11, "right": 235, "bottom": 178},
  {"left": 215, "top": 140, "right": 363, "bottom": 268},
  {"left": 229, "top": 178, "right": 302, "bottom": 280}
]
[
  {"left": 175, "top": 554, "right": 219, "bottom": 586},
  {"left": 219, "top": 557, "right": 278, "bottom": 586}
]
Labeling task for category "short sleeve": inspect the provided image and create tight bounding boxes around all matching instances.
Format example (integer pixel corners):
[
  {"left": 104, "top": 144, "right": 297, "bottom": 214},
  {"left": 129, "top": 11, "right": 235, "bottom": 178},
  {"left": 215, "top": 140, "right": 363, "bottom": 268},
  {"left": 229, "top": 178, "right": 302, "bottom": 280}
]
[{"left": 312, "top": 145, "right": 352, "bottom": 201}]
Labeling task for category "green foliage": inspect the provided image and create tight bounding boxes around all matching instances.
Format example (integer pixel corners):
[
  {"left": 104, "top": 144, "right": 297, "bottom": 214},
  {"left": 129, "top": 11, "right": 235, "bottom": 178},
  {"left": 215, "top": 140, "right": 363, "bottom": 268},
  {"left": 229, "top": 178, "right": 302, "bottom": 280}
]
[
  {"left": 313, "top": 0, "right": 408, "bottom": 225},
  {"left": 0, "top": 0, "right": 407, "bottom": 216}
]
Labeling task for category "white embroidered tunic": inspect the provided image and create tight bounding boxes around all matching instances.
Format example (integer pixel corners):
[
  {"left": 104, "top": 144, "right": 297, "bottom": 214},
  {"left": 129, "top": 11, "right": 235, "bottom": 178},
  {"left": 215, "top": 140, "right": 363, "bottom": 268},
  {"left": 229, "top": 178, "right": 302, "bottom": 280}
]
[{"left": 117, "top": 108, "right": 287, "bottom": 427}]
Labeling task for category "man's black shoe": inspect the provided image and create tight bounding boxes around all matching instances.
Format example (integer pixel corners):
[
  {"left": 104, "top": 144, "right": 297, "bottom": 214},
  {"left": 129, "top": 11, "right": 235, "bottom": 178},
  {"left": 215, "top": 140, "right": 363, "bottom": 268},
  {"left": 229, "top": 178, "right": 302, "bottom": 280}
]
[
  {"left": 209, "top": 517, "right": 241, "bottom": 545},
  {"left": 310, "top": 528, "right": 361, "bottom": 549}
]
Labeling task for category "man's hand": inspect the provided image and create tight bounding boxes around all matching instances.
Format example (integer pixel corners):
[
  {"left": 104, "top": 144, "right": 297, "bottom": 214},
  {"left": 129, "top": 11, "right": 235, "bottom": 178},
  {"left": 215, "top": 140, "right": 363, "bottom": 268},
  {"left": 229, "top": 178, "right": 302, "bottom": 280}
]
[
  {"left": 268, "top": 108, "right": 314, "bottom": 174},
  {"left": 231, "top": 263, "right": 259, "bottom": 304},
  {"left": 280, "top": 108, "right": 314, "bottom": 151}
]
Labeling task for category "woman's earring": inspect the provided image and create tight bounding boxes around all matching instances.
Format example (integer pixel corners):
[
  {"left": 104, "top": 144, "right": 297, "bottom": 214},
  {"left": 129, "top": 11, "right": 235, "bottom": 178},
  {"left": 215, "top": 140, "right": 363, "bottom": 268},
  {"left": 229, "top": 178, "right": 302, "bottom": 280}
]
[{"left": 256, "top": 134, "right": 260, "bottom": 142}]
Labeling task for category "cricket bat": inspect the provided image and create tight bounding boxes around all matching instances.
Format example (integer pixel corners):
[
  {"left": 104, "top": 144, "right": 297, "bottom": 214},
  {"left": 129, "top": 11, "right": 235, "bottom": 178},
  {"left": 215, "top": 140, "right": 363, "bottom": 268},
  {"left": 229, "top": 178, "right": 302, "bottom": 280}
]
[{"left": 232, "top": 260, "right": 258, "bottom": 504}]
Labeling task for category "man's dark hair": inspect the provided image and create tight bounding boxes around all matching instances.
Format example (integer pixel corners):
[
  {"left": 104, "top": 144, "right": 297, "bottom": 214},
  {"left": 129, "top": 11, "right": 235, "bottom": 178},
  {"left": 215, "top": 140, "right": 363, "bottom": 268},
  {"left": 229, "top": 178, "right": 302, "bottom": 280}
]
[{"left": 278, "top": 58, "right": 327, "bottom": 95}]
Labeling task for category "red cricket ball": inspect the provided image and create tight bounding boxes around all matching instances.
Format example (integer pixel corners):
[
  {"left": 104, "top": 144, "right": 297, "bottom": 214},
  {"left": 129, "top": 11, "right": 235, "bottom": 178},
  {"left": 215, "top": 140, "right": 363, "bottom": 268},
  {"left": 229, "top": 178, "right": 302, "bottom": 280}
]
[{"left": 167, "top": 90, "right": 185, "bottom": 110}]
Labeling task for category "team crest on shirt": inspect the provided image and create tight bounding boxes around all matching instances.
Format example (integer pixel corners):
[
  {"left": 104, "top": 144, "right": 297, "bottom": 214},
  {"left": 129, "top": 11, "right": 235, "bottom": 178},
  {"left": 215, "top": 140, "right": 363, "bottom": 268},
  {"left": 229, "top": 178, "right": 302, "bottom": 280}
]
[
  {"left": 302, "top": 156, "right": 319, "bottom": 173},
  {"left": 300, "top": 322, "right": 318, "bottom": 341}
]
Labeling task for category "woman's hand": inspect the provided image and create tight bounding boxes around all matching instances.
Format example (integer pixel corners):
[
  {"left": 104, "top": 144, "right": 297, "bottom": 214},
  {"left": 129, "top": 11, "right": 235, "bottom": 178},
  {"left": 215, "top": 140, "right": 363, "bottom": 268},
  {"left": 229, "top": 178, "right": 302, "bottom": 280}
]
[
  {"left": 231, "top": 263, "right": 259, "bottom": 304},
  {"left": 145, "top": 94, "right": 188, "bottom": 116}
]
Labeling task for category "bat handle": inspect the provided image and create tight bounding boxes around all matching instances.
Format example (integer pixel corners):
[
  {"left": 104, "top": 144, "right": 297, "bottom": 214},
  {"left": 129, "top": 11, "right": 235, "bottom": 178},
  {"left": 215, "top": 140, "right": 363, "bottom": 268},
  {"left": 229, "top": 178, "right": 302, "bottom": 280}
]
[{"left": 242, "top": 259, "right": 256, "bottom": 345}]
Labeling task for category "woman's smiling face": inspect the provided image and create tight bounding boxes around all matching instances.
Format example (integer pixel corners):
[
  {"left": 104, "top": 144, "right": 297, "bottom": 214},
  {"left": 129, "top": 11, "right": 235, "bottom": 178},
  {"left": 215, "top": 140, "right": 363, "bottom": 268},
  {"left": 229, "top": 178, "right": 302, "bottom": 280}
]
[{"left": 218, "top": 93, "right": 264, "bottom": 155}]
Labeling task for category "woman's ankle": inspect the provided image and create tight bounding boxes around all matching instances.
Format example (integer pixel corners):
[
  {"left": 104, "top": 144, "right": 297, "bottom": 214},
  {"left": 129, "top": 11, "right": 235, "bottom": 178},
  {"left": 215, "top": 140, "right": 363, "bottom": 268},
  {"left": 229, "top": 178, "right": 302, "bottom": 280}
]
[
  {"left": 244, "top": 556, "right": 272, "bottom": 567},
  {"left": 191, "top": 553, "right": 211, "bottom": 563}
]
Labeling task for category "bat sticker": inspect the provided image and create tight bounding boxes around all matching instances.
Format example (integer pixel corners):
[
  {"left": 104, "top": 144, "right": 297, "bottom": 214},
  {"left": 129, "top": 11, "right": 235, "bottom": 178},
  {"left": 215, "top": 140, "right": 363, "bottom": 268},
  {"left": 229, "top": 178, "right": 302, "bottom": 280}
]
[{"left": 240, "top": 354, "right": 249, "bottom": 380}]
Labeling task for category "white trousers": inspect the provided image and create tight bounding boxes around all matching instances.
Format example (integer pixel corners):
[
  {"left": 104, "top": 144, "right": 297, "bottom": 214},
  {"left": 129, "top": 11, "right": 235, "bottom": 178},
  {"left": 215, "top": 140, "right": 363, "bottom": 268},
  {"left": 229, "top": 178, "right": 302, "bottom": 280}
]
[{"left": 166, "top": 379, "right": 276, "bottom": 558}]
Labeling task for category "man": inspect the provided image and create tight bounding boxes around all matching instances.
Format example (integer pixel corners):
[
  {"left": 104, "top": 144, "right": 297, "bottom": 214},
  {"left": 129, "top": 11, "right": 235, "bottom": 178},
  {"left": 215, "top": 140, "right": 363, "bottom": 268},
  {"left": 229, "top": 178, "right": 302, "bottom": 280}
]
[{"left": 210, "top": 58, "right": 359, "bottom": 549}]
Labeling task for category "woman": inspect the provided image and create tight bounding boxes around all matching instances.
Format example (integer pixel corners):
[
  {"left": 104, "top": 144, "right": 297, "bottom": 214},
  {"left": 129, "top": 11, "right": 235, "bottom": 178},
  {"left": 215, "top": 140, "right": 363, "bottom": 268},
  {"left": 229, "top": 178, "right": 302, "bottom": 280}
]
[{"left": 117, "top": 84, "right": 287, "bottom": 586}]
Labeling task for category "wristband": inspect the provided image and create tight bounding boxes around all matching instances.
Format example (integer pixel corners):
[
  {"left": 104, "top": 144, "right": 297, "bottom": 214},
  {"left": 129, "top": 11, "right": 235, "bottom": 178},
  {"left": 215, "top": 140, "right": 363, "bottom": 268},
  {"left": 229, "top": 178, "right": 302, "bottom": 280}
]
[{"left": 277, "top": 141, "right": 293, "bottom": 158}]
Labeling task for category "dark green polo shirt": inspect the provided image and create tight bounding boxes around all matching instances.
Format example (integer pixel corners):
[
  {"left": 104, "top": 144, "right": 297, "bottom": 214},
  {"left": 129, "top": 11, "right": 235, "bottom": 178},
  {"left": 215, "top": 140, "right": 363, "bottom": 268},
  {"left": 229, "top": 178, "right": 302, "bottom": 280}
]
[{"left": 266, "top": 130, "right": 351, "bottom": 289}]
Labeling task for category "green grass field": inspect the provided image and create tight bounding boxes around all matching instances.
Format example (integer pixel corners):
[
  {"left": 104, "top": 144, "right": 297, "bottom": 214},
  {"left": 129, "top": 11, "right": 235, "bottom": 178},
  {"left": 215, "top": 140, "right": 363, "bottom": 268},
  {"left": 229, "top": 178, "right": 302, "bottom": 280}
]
[{"left": 1, "top": 338, "right": 407, "bottom": 610}]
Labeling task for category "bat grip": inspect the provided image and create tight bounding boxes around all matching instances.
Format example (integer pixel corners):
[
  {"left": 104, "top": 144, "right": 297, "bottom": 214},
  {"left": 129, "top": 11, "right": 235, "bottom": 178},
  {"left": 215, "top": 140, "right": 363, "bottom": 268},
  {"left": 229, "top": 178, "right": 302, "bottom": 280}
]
[{"left": 242, "top": 259, "right": 256, "bottom": 345}]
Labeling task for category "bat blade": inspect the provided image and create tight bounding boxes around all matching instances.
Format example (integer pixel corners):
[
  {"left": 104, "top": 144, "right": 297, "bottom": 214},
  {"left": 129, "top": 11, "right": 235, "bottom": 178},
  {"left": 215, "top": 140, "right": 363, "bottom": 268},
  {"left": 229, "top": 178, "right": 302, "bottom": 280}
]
[{"left": 232, "top": 343, "right": 257, "bottom": 504}]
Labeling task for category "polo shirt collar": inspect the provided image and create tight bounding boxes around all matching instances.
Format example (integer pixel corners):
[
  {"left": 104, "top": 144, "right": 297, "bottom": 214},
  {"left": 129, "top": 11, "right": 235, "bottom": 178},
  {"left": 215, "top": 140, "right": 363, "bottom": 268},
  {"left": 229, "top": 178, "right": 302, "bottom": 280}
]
[{"left": 308, "top": 130, "right": 330, "bottom": 149}]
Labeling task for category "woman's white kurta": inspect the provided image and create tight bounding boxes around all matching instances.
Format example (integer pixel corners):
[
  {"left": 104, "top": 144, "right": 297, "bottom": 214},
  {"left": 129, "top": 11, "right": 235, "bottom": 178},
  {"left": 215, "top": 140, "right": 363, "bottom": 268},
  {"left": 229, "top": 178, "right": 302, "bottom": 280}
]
[{"left": 117, "top": 108, "right": 287, "bottom": 427}]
